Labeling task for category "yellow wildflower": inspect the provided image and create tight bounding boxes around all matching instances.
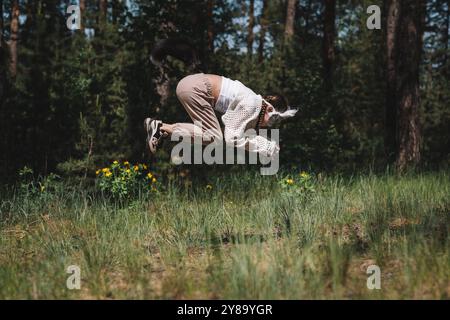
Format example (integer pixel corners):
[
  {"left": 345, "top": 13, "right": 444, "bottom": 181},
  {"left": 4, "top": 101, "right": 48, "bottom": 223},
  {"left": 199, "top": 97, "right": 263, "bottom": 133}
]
[
  {"left": 124, "top": 161, "right": 130, "bottom": 166},
  {"left": 113, "top": 161, "right": 119, "bottom": 165},
  {"left": 133, "top": 165, "right": 139, "bottom": 172},
  {"left": 286, "top": 179, "right": 294, "bottom": 185},
  {"left": 300, "top": 171, "right": 309, "bottom": 179},
  {"left": 143, "top": 164, "right": 148, "bottom": 170},
  {"left": 126, "top": 169, "right": 131, "bottom": 174},
  {"left": 105, "top": 172, "right": 112, "bottom": 177},
  {"left": 152, "top": 177, "right": 157, "bottom": 183},
  {"left": 96, "top": 170, "right": 100, "bottom": 175},
  {"left": 147, "top": 172, "right": 153, "bottom": 179},
  {"left": 102, "top": 168, "right": 109, "bottom": 173}
]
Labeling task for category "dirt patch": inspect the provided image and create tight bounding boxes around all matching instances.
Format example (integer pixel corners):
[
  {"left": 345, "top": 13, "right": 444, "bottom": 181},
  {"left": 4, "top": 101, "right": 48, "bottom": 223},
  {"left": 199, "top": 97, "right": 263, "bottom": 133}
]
[{"left": 389, "top": 217, "right": 420, "bottom": 230}]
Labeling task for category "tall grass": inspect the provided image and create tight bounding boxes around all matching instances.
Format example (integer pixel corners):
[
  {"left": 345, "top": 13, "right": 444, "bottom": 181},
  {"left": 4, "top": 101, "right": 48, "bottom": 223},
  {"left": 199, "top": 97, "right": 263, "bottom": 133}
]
[{"left": 0, "top": 171, "right": 448, "bottom": 299}]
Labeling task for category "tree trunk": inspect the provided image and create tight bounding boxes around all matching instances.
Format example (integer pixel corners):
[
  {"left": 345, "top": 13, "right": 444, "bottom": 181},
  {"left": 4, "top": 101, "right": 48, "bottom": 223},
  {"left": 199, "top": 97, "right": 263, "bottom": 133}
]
[
  {"left": 247, "top": 0, "right": 254, "bottom": 55},
  {"left": 0, "top": 0, "right": 3, "bottom": 47},
  {"left": 285, "top": 0, "right": 297, "bottom": 40},
  {"left": 395, "top": 0, "right": 425, "bottom": 171},
  {"left": 10, "top": 0, "right": 19, "bottom": 78},
  {"left": 304, "top": 0, "right": 311, "bottom": 34},
  {"left": 0, "top": 0, "right": 4, "bottom": 99},
  {"left": 322, "top": 0, "right": 336, "bottom": 91},
  {"left": 444, "top": 0, "right": 449, "bottom": 69},
  {"left": 25, "top": 0, "right": 33, "bottom": 30},
  {"left": 98, "top": 0, "right": 107, "bottom": 31},
  {"left": 258, "top": 0, "right": 268, "bottom": 63},
  {"left": 385, "top": 0, "right": 400, "bottom": 163},
  {"left": 112, "top": 0, "right": 119, "bottom": 25},
  {"left": 207, "top": 0, "right": 214, "bottom": 52},
  {"left": 80, "top": 0, "right": 86, "bottom": 32},
  {"left": 154, "top": 18, "right": 176, "bottom": 107}
]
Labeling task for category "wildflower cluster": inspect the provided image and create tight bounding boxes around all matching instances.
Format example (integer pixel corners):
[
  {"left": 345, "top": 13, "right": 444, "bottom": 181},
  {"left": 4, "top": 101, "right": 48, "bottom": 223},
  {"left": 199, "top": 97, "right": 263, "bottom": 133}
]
[
  {"left": 96, "top": 161, "right": 158, "bottom": 198},
  {"left": 18, "top": 166, "right": 60, "bottom": 198},
  {"left": 279, "top": 171, "right": 316, "bottom": 196}
]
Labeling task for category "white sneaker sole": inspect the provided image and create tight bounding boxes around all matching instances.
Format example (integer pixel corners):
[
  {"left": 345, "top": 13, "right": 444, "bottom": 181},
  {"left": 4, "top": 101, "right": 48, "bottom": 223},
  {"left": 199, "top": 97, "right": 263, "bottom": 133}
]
[{"left": 144, "top": 118, "right": 162, "bottom": 154}]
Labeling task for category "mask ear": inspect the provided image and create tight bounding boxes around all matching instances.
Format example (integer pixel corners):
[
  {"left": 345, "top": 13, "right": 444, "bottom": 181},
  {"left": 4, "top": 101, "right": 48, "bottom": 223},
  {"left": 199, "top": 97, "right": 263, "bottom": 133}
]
[
  {"left": 267, "top": 107, "right": 298, "bottom": 126},
  {"left": 278, "top": 107, "right": 298, "bottom": 119}
]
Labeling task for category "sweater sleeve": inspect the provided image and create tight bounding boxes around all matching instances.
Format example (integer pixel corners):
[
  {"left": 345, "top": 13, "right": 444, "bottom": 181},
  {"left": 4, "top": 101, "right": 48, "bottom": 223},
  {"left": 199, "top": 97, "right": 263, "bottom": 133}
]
[{"left": 221, "top": 93, "right": 279, "bottom": 158}]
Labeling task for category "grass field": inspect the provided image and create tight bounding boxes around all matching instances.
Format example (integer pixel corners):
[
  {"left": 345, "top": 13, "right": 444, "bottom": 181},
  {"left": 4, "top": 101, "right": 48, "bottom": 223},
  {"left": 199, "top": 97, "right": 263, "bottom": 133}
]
[{"left": 0, "top": 170, "right": 449, "bottom": 299}]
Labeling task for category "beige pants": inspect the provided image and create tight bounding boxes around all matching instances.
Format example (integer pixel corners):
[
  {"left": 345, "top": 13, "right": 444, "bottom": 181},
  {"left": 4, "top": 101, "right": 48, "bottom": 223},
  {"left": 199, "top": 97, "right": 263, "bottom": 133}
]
[{"left": 173, "top": 73, "right": 223, "bottom": 144}]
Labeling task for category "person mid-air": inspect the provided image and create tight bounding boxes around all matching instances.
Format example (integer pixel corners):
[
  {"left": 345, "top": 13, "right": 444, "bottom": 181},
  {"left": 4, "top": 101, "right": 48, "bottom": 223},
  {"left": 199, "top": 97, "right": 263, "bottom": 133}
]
[{"left": 145, "top": 39, "right": 297, "bottom": 159}]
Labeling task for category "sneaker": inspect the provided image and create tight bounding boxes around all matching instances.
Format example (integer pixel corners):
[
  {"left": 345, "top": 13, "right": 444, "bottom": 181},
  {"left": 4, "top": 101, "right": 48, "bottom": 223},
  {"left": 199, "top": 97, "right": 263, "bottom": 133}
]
[{"left": 144, "top": 118, "right": 163, "bottom": 154}]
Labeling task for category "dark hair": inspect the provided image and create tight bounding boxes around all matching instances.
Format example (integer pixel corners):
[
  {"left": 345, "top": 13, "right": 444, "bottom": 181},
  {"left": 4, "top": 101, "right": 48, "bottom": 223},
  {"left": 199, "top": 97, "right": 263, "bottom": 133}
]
[{"left": 263, "top": 94, "right": 288, "bottom": 113}]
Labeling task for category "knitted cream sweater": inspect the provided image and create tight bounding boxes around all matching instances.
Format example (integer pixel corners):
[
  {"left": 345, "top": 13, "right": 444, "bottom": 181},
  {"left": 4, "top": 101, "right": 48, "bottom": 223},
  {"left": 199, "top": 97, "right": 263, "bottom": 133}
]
[{"left": 220, "top": 81, "right": 279, "bottom": 158}]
